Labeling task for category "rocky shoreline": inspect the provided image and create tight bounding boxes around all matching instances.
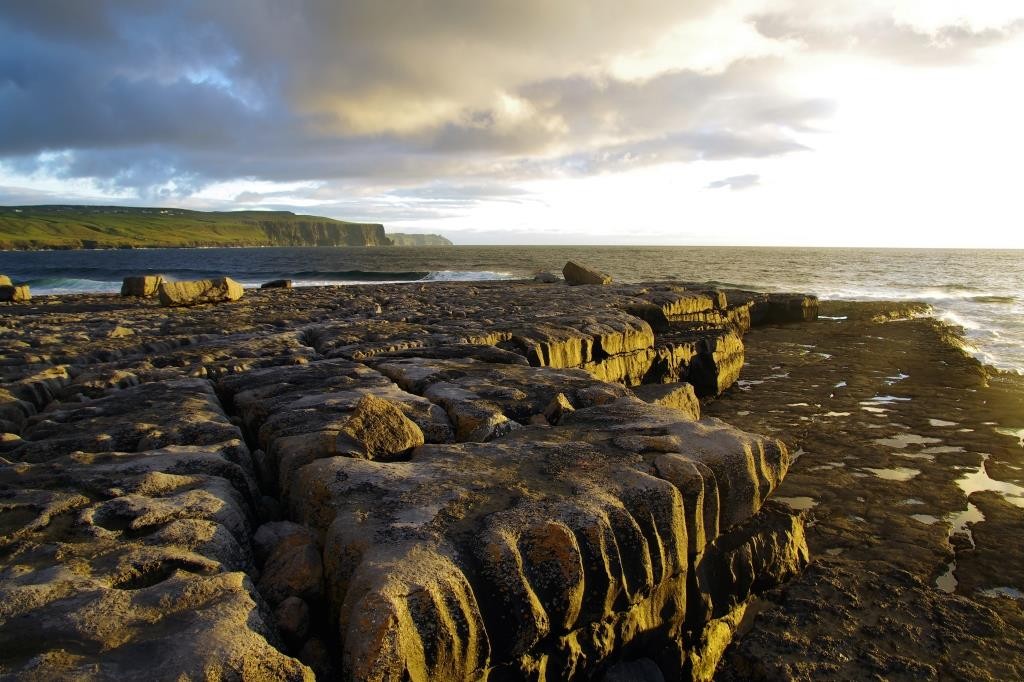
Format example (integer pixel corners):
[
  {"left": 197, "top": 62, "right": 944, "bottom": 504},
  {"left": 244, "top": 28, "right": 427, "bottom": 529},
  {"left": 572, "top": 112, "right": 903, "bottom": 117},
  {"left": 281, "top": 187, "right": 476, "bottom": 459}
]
[{"left": 1, "top": 277, "right": 1021, "bottom": 680}]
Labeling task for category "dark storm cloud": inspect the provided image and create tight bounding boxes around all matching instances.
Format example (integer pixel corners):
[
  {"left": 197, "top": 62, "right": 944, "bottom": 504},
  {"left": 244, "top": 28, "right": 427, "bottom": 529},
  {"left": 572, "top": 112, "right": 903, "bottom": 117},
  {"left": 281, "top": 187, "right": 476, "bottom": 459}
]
[
  {"left": 707, "top": 174, "right": 760, "bottom": 191},
  {"left": 1, "top": 0, "right": 1020, "bottom": 203}
]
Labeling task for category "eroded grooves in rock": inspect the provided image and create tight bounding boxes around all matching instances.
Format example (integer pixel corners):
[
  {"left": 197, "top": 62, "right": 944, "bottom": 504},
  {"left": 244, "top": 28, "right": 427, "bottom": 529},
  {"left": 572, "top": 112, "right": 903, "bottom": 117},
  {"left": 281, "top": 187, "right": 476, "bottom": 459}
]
[
  {"left": 282, "top": 396, "right": 806, "bottom": 680},
  {"left": 0, "top": 279, "right": 817, "bottom": 680},
  {"left": 0, "top": 389, "right": 313, "bottom": 677}
]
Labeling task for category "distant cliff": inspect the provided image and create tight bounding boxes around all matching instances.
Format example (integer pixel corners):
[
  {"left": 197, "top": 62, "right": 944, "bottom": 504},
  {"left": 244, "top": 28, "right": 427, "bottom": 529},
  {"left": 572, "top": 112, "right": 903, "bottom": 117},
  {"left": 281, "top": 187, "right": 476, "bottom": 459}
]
[
  {"left": 253, "top": 219, "right": 389, "bottom": 247},
  {"left": 0, "top": 205, "right": 390, "bottom": 250},
  {"left": 386, "top": 233, "right": 453, "bottom": 246}
]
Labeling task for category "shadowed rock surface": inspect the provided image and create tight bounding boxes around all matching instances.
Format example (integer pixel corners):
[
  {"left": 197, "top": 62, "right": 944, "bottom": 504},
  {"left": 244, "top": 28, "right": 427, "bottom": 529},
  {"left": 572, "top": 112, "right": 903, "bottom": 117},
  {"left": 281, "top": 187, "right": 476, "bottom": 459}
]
[
  {"left": 0, "top": 284, "right": 30, "bottom": 303},
  {"left": 1, "top": 278, "right": 834, "bottom": 679},
  {"left": 563, "top": 260, "right": 613, "bottom": 286},
  {"left": 705, "top": 300, "right": 1024, "bottom": 680},
  {"left": 120, "top": 275, "right": 164, "bottom": 297}
]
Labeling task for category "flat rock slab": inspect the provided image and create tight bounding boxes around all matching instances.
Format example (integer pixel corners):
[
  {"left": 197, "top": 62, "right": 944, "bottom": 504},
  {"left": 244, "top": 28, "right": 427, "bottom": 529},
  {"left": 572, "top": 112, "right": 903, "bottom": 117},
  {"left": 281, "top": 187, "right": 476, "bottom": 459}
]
[
  {"left": 289, "top": 396, "right": 799, "bottom": 680},
  {"left": 0, "top": 441, "right": 311, "bottom": 680},
  {"left": 12, "top": 378, "right": 243, "bottom": 463},
  {"left": 368, "top": 355, "right": 632, "bottom": 438},
  {"left": 0, "top": 279, "right": 822, "bottom": 681}
]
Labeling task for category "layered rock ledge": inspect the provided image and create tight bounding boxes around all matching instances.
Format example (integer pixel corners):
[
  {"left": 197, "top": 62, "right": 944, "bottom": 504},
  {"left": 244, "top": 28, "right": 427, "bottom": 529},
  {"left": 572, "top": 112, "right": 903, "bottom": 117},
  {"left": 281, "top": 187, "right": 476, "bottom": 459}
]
[{"left": 0, "top": 279, "right": 817, "bottom": 680}]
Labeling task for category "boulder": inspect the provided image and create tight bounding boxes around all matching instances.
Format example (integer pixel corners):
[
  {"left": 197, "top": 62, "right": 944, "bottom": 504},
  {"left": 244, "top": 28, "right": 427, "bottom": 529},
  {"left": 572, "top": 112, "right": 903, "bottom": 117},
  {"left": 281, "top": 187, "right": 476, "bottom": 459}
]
[
  {"left": 749, "top": 293, "right": 819, "bottom": 324},
  {"left": 334, "top": 394, "right": 426, "bottom": 460},
  {"left": 257, "top": 526, "right": 324, "bottom": 606},
  {"left": 262, "top": 279, "right": 293, "bottom": 289},
  {"left": 158, "top": 277, "right": 244, "bottom": 306},
  {"left": 253, "top": 521, "right": 315, "bottom": 564},
  {"left": 275, "top": 596, "right": 311, "bottom": 651},
  {"left": 543, "top": 392, "right": 575, "bottom": 424},
  {"left": 632, "top": 382, "right": 701, "bottom": 421},
  {"left": 300, "top": 637, "right": 340, "bottom": 680},
  {"left": 120, "top": 274, "right": 164, "bottom": 297},
  {"left": 107, "top": 325, "right": 135, "bottom": 338},
  {"left": 0, "top": 274, "right": 11, "bottom": 286},
  {"left": 533, "top": 271, "right": 560, "bottom": 283},
  {"left": 0, "top": 284, "right": 30, "bottom": 302},
  {"left": 562, "top": 260, "right": 612, "bottom": 286}
]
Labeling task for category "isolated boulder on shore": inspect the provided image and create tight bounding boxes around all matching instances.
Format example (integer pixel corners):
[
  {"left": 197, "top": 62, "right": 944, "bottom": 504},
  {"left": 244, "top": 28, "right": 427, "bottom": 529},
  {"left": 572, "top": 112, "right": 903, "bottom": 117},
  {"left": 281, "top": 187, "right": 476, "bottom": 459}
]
[
  {"left": 121, "top": 274, "right": 164, "bottom": 297},
  {"left": 158, "top": 277, "right": 244, "bottom": 306},
  {"left": 0, "top": 284, "right": 30, "bottom": 302},
  {"left": 563, "top": 260, "right": 612, "bottom": 286},
  {"left": 0, "top": 275, "right": 11, "bottom": 286},
  {"left": 262, "top": 279, "right": 293, "bottom": 289},
  {"left": 334, "top": 394, "right": 425, "bottom": 460}
]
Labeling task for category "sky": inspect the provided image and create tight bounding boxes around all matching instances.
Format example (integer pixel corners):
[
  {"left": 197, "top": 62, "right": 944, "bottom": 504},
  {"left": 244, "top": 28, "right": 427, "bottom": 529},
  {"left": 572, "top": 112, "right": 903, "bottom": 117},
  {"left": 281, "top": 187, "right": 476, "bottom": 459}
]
[{"left": 1, "top": 1, "right": 1023, "bottom": 246}]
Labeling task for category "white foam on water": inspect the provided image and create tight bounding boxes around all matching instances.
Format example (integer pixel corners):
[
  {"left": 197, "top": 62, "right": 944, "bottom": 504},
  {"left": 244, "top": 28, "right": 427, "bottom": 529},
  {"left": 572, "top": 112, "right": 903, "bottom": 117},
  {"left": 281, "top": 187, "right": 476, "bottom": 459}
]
[
  {"left": 980, "top": 587, "right": 1024, "bottom": 600},
  {"left": 421, "top": 270, "right": 516, "bottom": 282}
]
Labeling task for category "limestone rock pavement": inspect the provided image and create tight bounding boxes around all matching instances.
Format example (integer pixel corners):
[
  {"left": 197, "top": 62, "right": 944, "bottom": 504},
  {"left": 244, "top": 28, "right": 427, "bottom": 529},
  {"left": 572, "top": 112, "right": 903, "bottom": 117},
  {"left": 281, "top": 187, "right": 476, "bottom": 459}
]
[{"left": 0, "top": 277, "right": 819, "bottom": 680}]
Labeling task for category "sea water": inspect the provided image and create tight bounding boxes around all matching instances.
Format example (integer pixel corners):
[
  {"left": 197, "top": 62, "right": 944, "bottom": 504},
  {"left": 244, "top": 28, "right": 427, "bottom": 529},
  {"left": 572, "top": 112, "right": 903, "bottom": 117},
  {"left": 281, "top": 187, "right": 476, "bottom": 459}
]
[{"left": 1, "top": 246, "right": 1021, "bottom": 373}]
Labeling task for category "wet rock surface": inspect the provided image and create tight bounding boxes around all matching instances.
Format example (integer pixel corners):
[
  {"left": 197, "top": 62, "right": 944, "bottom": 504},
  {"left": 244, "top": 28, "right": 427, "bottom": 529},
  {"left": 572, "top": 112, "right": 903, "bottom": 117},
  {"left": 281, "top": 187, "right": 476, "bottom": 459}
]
[
  {"left": 0, "top": 278, "right": 866, "bottom": 680},
  {"left": 705, "top": 300, "right": 1024, "bottom": 679}
]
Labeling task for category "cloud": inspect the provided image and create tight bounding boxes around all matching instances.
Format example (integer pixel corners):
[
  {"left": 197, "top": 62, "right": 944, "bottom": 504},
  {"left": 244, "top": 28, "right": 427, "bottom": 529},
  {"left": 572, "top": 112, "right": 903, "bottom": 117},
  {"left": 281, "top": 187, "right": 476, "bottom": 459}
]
[
  {"left": 707, "top": 174, "right": 760, "bottom": 191},
  {"left": 752, "top": 2, "right": 1024, "bottom": 65},
  {"left": 1, "top": 0, "right": 1021, "bottom": 210}
]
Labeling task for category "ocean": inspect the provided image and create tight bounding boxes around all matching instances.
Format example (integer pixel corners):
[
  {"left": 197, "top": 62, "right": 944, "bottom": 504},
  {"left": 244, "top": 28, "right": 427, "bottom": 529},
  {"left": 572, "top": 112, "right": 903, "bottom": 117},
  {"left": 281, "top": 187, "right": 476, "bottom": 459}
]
[{"left": 1, "top": 245, "right": 1021, "bottom": 374}]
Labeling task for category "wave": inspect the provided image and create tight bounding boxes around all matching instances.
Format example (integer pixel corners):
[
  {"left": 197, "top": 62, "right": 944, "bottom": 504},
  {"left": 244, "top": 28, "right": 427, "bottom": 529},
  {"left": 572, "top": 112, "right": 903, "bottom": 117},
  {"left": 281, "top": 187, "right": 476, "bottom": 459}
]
[
  {"left": 289, "top": 269, "right": 431, "bottom": 282},
  {"left": 24, "top": 277, "right": 121, "bottom": 294},
  {"left": 701, "top": 279, "right": 761, "bottom": 291},
  {"left": 21, "top": 269, "right": 518, "bottom": 293},
  {"left": 934, "top": 282, "right": 978, "bottom": 292},
  {"left": 286, "top": 270, "right": 515, "bottom": 286},
  {"left": 969, "top": 295, "right": 1016, "bottom": 304},
  {"left": 420, "top": 270, "right": 515, "bottom": 282},
  {"left": 936, "top": 310, "right": 983, "bottom": 331}
]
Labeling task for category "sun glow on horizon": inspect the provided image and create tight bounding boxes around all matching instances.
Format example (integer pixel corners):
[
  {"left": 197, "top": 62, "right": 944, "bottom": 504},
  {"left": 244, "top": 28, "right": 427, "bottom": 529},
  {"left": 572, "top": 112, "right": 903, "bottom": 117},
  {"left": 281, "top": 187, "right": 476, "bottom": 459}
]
[{"left": 1, "top": 1, "right": 1022, "bottom": 247}]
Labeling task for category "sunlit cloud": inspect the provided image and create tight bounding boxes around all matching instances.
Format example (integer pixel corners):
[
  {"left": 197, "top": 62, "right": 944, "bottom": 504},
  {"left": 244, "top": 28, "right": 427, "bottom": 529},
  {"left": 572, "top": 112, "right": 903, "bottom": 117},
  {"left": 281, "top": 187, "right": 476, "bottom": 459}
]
[{"left": 1, "top": 0, "right": 1022, "bottom": 245}]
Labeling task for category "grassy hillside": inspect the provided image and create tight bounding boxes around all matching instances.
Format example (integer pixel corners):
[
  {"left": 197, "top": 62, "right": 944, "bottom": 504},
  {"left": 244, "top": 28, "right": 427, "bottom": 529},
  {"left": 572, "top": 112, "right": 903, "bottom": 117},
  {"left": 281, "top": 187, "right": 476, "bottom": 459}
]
[{"left": 0, "top": 205, "right": 391, "bottom": 249}]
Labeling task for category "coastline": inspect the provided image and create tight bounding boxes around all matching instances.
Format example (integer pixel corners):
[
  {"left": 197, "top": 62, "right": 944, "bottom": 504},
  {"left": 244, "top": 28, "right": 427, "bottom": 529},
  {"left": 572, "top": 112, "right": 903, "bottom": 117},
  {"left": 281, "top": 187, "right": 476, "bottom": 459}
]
[
  {"left": 3, "top": 245, "right": 1021, "bottom": 375},
  {"left": 1, "top": 281, "right": 1022, "bottom": 678},
  {"left": 706, "top": 300, "right": 1024, "bottom": 678}
]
